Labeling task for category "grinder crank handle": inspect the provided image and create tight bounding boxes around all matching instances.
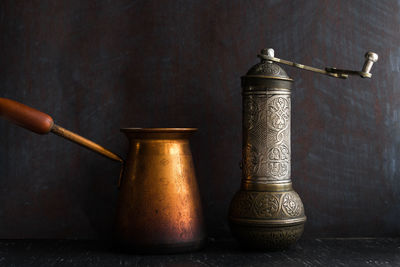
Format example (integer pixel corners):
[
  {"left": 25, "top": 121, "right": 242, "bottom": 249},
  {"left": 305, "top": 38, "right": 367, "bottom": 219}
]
[
  {"left": 325, "top": 51, "right": 379, "bottom": 78},
  {"left": 0, "top": 97, "right": 123, "bottom": 163},
  {"left": 260, "top": 48, "right": 378, "bottom": 79}
]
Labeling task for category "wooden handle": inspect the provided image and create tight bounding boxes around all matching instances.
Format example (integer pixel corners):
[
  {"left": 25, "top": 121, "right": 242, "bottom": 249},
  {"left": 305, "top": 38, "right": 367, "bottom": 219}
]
[
  {"left": 0, "top": 97, "right": 123, "bottom": 163},
  {"left": 0, "top": 97, "right": 54, "bottom": 134}
]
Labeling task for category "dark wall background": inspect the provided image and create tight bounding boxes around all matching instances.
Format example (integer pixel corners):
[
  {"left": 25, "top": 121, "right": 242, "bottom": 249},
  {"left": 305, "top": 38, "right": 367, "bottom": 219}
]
[{"left": 0, "top": 0, "right": 399, "bottom": 239}]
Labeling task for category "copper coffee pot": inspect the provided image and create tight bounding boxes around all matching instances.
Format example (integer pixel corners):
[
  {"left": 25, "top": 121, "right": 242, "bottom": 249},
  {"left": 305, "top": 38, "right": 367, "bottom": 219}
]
[
  {"left": 0, "top": 98, "right": 206, "bottom": 253},
  {"left": 229, "top": 48, "right": 378, "bottom": 250}
]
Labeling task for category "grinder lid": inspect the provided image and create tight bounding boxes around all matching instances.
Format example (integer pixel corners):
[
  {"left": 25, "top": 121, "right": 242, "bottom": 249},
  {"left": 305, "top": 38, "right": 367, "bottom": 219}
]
[
  {"left": 244, "top": 48, "right": 293, "bottom": 81},
  {"left": 242, "top": 48, "right": 293, "bottom": 89}
]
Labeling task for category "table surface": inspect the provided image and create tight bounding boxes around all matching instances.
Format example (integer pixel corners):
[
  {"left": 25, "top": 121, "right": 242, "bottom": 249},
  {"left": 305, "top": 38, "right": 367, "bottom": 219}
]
[{"left": 0, "top": 238, "right": 398, "bottom": 267}]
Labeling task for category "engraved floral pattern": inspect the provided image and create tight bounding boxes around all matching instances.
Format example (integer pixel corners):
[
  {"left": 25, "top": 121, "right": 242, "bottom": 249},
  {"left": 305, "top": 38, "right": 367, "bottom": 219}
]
[
  {"left": 268, "top": 97, "right": 290, "bottom": 131},
  {"left": 243, "top": 143, "right": 259, "bottom": 179},
  {"left": 246, "top": 61, "right": 288, "bottom": 78},
  {"left": 229, "top": 191, "right": 256, "bottom": 218},
  {"left": 282, "top": 193, "right": 302, "bottom": 217},
  {"left": 243, "top": 98, "right": 258, "bottom": 130},
  {"left": 253, "top": 194, "right": 279, "bottom": 217},
  {"left": 230, "top": 191, "right": 304, "bottom": 219},
  {"left": 257, "top": 63, "right": 281, "bottom": 76},
  {"left": 232, "top": 224, "right": 304, "bottom": 249},
  {"left": 243, "top": 93, "right": 291, "bottom": 182},
  {"left": 230, "top": 190, "right": 305, "bottom": 249}
]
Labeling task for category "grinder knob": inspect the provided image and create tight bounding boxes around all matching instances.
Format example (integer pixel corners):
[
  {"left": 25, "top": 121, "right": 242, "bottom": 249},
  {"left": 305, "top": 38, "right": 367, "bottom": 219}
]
[{"left": 361, "top": 51, "right": 378, "bottom": 78}]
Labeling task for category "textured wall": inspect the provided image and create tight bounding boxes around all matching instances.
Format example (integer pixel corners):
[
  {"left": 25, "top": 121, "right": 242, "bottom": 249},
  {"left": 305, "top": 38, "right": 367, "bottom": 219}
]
[{"left": 0, "top": 0, "right": 399, "bottom": 239}]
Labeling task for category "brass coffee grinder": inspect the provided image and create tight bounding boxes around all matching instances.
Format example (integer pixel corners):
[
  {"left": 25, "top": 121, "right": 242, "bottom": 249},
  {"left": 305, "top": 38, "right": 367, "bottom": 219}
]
[{"left": 229, "top": 48, "right": 378, "bottom": 250}]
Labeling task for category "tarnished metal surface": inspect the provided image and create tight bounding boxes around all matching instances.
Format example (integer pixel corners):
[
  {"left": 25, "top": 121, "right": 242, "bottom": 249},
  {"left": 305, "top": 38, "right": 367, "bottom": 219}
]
[
  {"left": 242, "top": 92, "right": 291, "bottom": 184},
  {"left": 0, "top": 96, "right": 205, "bottom": 252},
  {"left": 229, "top": 50, "right": 306, "bottom": 250},
  {"left": 0, "top": 0, "right": 398, "bottom": 239},
  {"left": 260, "top": 49, "right": 378, "bottom": 79}
]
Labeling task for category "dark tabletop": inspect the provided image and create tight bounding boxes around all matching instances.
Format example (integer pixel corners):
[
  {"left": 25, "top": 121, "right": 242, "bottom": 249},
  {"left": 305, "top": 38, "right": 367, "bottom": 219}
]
[{"left": 0, "top": 238, "right": 398, "bottom": 267}]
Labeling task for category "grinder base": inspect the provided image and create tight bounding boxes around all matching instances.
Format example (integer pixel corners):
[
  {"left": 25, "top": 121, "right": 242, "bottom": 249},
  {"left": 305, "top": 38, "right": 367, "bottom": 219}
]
[
  {"left": 229, "top": 222, "right": 304, "bottom": 250},
  {"left": 229, "top": 186, "right": 306, "bottom": 250}
]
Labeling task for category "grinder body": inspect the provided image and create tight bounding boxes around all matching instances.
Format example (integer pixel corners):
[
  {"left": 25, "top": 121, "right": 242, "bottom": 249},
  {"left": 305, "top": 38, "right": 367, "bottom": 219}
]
[{"left": 229, "top": 49, "right": 306, "bottom": 250}]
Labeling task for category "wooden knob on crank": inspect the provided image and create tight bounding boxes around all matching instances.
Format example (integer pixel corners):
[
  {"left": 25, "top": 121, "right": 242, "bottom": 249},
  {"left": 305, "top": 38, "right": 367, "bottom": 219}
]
[{"left": 0, "top": 97, "right": 54, "bottom": 134}]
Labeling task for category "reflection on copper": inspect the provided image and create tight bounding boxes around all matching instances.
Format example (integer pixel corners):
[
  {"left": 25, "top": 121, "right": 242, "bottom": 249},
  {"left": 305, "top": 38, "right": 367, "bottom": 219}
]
[{"left": 114, "top": 128, "right": 205, "bottom": 253}]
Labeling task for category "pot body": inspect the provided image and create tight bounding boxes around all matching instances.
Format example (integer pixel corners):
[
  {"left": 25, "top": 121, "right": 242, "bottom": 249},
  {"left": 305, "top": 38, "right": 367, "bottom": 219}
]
[
  {"left": 114, "top": 128, "right": 206, "bottom": 253},
  {"left": 229, "top": 50, "right": 306, "bottom": 250}
]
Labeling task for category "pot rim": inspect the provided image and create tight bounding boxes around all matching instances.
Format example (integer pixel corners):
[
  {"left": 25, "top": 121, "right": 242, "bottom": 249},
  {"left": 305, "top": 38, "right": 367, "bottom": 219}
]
[{"left": 120, "top": 128, "right": 197, "bottom": 133}]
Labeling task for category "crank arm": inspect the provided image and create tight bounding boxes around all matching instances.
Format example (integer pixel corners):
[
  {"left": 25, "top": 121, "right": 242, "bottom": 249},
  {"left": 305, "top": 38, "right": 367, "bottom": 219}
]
[{"left": 258, "top": 49, "right": 378, "bottom": 79}]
